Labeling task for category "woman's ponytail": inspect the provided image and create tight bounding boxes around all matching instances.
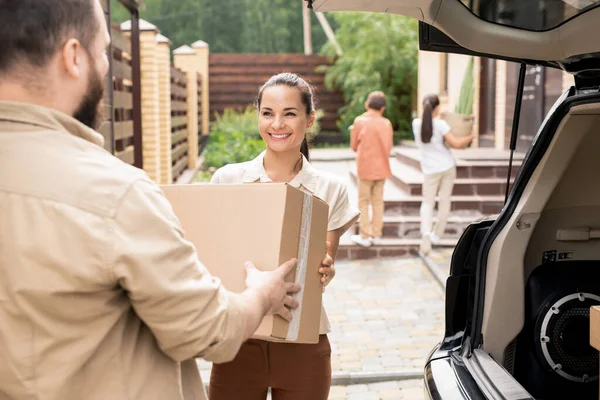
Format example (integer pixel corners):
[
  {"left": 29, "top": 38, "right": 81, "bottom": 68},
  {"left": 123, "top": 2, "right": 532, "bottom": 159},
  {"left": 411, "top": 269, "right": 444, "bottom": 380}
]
[
  {"left": 421, "top": 102, "right": 433, "bottom": 144},
  {"left": 420, "top": 94, "right": 440, "bottom": 144}
]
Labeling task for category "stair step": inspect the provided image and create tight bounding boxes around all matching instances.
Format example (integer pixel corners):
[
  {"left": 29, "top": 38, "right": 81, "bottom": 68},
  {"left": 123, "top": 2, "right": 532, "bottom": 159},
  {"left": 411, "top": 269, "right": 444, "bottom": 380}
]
[
  {"left": 381, "top": 213, "right": 486, "bottom": 223},
  {"left": 336, "top": 236, "right": 457, "bottom": 260},
  {"left": 388, "top": 159, "right": 512, "bottom": 196},
  {"left": 383, "top": 195, "right": 505, "bottom": 215},
  {"left": 340, "top": 237, "right": 457, "bottom": 246},
  {"left": 347, "top": 168, "right": 505, "bottom": 215},
  {"left": 349, "top": 162, "right": 511, "bottom": 198},
  {"left": 347, "top": 167, "right": 407, "bottom": 201},
  {"left": 394, "top": 148, "right": 522, "bottom": 179},
  {"left": 348, "top": 213, "right": 484, "bottom": 239}
]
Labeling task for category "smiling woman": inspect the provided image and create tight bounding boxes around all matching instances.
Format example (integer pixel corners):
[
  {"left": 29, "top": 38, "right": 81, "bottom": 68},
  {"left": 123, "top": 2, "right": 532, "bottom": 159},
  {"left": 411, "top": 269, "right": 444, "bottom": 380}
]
[{"left": 208, "top": 73, "right": 359, "bottom": 400}]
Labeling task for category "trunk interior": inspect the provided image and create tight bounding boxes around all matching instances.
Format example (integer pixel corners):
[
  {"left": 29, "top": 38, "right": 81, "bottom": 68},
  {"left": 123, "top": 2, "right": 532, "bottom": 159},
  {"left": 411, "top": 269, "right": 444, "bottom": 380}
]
[{"left": 480, "top": 97, "right": 600, "bottom": 399}]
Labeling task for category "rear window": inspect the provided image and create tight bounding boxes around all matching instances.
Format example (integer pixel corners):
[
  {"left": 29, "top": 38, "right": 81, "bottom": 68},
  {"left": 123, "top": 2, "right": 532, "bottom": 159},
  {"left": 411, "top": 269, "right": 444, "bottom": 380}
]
[{"left": 460, "top": 0, "right": 600, "bottom": 31}]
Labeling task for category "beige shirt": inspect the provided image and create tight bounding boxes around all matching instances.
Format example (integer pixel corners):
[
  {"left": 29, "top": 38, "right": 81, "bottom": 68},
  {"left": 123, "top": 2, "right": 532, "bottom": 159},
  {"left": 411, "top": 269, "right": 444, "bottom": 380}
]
[
  {"left": 0, "top": 101, "right": 246, "bottom": 400},
  {"left": 211, "top": 151, "right": 360, "bottom": 334}
]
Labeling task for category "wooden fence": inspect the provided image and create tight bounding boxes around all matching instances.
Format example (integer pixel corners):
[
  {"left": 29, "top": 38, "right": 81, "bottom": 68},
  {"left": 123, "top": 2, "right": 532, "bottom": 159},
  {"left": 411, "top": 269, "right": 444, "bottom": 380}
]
[
  {"left": 99, "top": 28, "right": 135, "bottom": 165},
  {"left": 110, "top": 27, "right": 135, "bottom": 164},
  {"left": 209, "top": 54, "right": 344, "bottom": 132},
  {"left": 170, "top": 66, "right": 189, "bottom": 182},
  {"left": 100, "top": 1, "right": 141, "bottom": 168}
]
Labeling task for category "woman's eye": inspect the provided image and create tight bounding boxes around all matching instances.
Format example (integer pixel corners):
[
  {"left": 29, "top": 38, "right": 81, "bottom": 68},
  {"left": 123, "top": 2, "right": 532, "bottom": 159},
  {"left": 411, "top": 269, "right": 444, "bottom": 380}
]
[
  {"left": 286, "top": 112, "right": 296, "bottom": 117},
  {"left": 262, "top": 112, "right": 272, "bottom": 116}
]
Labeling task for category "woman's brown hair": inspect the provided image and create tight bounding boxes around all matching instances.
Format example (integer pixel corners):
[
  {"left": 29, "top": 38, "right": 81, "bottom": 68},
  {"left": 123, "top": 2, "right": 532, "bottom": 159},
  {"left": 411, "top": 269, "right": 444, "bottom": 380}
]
[{"left": 420, "top": 94, "right": 440, "bottom": 144}]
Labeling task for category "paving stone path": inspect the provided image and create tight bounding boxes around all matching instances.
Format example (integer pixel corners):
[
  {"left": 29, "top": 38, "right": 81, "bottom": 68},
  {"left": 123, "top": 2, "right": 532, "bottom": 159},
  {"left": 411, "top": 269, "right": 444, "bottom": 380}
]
[{"left": 198, "top": 257, "right": 445, "bottom": 399}]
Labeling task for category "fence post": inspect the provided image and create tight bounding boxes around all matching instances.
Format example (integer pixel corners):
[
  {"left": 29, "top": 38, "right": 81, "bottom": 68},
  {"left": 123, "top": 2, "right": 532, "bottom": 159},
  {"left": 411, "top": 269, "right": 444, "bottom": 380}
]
[
  {"left": 156, "top": 34, "right": 172, "bottom": 184},
  {"left": 173, "top": 46, "right": 200, "bottom": 170},
  {"left": 123, "top": 19, "right": 161, "bottom": 181},
  {"left": 191, "top": 40, "right": 210, "bottom": 137}
]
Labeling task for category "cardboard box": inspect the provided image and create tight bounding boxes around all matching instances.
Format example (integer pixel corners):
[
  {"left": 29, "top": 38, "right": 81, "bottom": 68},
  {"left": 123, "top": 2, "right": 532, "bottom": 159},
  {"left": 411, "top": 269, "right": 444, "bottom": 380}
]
[
  {"left": 161, "top": 183, "right": 328, "bottom": 344},
  {"left": 590, "top": 306, "right": 600, "bottom": 351},
  {"left": 591, "top": 306, "right": 600, "bottom": 399}
]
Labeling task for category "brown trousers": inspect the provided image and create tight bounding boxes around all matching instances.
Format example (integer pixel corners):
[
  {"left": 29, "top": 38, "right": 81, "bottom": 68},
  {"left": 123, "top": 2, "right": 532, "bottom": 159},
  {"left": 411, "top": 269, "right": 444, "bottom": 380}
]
[
  {"left": 358, "top": 179, "right": 386, "bottom": 238},
  {"left": 209, "top": 335, "right": 331, "bottom": 400}
]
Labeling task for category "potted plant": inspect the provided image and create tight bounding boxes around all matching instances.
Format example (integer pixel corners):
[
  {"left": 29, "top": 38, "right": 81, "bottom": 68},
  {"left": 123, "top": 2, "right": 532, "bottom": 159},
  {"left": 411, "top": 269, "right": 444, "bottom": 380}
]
[{"left": 443, "top": 56, "right": 475, "bottom": 138}]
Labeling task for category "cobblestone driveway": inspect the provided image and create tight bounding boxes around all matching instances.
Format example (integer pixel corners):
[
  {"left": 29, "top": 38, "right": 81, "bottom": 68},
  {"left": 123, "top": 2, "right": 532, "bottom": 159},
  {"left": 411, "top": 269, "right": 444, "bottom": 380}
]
[{"left": 198, "top": 256, "right": 446, "bottom": 399}]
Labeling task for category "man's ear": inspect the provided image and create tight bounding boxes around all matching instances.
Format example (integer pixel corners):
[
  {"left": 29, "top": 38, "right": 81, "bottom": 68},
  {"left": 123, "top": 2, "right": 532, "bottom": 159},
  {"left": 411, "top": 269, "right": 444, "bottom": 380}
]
[{"left": 61, "top": 38, "right": 84, "bottom": 79}]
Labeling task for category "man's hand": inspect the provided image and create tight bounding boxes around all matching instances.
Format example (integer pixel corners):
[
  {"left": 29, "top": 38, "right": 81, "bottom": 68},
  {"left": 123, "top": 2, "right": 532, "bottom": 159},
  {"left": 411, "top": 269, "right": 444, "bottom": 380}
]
[
  {"left": 244, "top": 258, "right": 301, "bottom": 322},
  {"left": 319, "top": 241, "right": 335, "bottom": 292}
]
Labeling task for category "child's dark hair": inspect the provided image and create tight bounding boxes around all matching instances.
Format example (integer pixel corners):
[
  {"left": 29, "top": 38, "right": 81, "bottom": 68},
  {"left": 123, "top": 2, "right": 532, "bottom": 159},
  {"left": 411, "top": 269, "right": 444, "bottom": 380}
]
[
  {"left": 367, "top": 91, "right": 386, "bottom": 111},
  {"left": 420, "top": 94, "right": 440, "bottom": 144},
  {"left": 256, "top": 73, "right": 315, "bottom": 161}
]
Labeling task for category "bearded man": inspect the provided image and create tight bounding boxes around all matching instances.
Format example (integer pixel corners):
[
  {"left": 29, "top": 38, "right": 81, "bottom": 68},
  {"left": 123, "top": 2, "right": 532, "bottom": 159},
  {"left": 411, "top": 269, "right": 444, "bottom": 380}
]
[{"left": 0, "top": 1, "right": 301, "bottom": 399}]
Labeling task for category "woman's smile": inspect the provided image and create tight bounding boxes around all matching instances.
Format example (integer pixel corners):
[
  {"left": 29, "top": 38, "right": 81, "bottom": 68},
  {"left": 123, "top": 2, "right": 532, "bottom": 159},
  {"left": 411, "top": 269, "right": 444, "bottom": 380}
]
[{"left": 268, "top": 132, "right": 292, "bottom": 141}]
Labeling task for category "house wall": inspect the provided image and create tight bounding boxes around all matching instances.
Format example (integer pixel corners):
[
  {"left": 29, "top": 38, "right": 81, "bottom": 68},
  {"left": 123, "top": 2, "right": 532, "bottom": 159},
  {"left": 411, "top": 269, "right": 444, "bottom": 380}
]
[{"left": 417, "top": 50, "right": 442, "bottom": 116}]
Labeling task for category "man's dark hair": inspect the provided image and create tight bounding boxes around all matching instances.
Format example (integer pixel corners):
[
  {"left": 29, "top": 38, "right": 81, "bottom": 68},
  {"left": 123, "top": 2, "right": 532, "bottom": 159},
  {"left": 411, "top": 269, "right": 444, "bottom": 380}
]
[{"left": 0, "top": 0, "right": 98, "bottom": 73}]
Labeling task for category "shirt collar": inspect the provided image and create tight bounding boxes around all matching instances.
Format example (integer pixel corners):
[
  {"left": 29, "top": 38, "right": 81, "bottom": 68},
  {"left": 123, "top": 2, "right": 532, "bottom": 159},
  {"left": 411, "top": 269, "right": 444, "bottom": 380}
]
[
  {"left": 0, "top": 101, "right": 105, "bottom": 147},
  {"left": 243, "top": 150, "right": 318, "bottom": 193}
]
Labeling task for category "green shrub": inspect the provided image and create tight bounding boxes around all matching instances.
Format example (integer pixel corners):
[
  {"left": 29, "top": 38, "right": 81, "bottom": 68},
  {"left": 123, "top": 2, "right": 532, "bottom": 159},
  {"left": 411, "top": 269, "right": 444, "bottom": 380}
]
[
  {"left": 192, "top": 170, "right": 214, "bottom": 182},
  {"left": 203, "top": 130, "right": 265, "bottom": 170},
  {"left": 202, "top": 107, "right": 264, "bottom": 170},
  {"left": 210, "top": 107, "right": 260, "bottom": 139}
]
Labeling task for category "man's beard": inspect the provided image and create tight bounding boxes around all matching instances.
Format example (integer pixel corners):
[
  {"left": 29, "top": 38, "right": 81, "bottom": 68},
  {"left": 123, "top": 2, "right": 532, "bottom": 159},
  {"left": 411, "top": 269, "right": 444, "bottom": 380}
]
[{"left": 73, "top": 66, "right": 105, "bottom": 130}]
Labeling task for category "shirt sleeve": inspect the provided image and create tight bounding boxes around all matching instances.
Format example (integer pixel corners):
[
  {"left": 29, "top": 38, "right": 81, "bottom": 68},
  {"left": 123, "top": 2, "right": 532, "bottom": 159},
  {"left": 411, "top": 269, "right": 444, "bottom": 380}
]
[
  {"left": 327, "top": 178, "right": 360, "bottom": 233},
  {"left": 438, "top": 119, "right": 452, "bottom": 136},
  {"left": 210, "top": 169, "right": 221, "bottom": 183},
  {"left": 109, "top": 178, "right": 247, "bottom": 364}
]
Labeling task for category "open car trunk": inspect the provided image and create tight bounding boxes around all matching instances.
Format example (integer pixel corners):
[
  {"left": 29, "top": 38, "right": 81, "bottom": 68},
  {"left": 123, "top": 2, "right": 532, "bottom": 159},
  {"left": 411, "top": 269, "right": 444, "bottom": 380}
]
[
  {"left": 310, "top": 0, "right": 600, "bottom": 398},
  {"left": 311, "top": 0, "right": 600, "bottom": 74}
]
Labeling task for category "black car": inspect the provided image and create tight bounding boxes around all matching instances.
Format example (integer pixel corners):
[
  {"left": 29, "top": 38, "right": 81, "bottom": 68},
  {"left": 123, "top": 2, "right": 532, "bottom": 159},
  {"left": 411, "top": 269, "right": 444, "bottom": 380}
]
[{"left": 312, "top": 0, "right": 600, "bottom": 398}]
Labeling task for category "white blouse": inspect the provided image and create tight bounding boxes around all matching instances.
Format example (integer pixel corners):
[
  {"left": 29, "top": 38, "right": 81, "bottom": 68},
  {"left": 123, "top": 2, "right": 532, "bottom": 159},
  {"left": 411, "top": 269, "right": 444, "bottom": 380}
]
[{"left": 211, "top": 151, "right": 360, "bottom": 334}]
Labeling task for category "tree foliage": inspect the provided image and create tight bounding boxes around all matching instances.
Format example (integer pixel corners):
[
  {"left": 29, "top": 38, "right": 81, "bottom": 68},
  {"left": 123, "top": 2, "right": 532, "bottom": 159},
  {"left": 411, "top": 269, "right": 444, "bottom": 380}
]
[
  {"left": 320, "top": 13, "right": 418, "bottom": 137},
  {"left": 110, "top": 0, "right": 334, "bottom": 53}
]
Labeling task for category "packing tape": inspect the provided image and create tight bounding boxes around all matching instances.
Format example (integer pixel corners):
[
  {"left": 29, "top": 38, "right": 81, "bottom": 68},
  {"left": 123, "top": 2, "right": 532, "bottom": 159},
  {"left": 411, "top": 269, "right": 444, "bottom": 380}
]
[{"left": 286, "top": 192, "right": 312, "bottom": 341}]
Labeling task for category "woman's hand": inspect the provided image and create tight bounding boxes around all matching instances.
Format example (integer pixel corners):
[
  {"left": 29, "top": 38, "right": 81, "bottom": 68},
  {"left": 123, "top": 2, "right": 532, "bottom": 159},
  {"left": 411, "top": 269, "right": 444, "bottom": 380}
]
[{"left": 319, "top": 241, "right": 335, "bottom": 292}]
